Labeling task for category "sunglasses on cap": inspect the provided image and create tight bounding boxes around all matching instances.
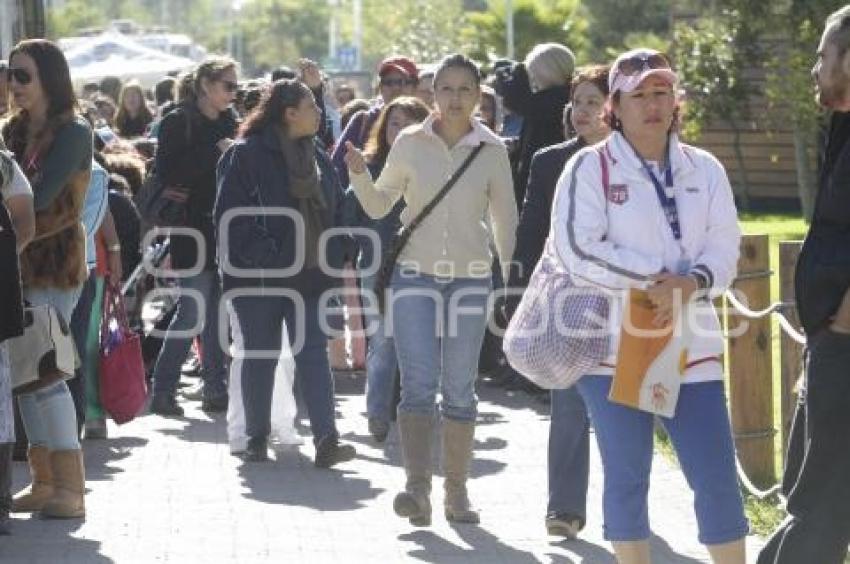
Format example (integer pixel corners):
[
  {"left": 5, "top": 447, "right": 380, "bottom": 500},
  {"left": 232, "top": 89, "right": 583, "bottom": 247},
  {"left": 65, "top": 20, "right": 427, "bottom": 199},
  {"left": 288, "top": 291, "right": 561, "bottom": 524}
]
[
  {"left": 6, "top": 67, "right": 32, "bottom": 85},
  {"left": 380, "top": 77, "right": 415, "bottom": 88},
  {"left": 615, "top": 52, "right": 671, "bottom": 77}
]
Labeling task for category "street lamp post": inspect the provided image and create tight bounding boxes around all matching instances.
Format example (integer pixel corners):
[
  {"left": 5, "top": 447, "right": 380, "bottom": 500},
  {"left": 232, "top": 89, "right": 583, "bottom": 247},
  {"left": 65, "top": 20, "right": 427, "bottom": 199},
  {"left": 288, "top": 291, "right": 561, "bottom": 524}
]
[
  {"left": 230, "top": 0, "right": 243, "bottom": 62},
  {"left": 506, "top": 0, "right": 514, "bottom": 60},
  {"left": 353, "top": 0, "right": 362, "bottom": 71},
  {"left": 328, "top": 0, "right": 339, "bottom": 64}
]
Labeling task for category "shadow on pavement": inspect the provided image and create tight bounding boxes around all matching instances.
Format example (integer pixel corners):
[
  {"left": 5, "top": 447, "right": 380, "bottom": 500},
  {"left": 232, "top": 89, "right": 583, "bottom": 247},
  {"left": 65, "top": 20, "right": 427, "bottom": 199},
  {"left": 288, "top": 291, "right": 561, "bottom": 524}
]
[
  {"left": 546, "top": 538, "right": 617, "bottom": 563},
  {"left": 400, "top": 524, "right": 541, "bottom": 563},
  {"left": 82, "top": 437, "right": 149, "bottom": 483},
  {"left": 0, "top": 517, "right": 111, "bottom": 563},
  {"left": 236, "top": 452, "right": 384, "bottom": 512},
  {"left": 649, "top": 533, "right": 707, "bottom": 563}
]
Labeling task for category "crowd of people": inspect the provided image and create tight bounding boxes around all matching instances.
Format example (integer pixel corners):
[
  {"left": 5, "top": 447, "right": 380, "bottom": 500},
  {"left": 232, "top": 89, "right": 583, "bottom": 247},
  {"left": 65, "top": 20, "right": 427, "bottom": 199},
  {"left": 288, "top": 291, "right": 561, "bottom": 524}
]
[{"left": 0, "top": 5, "right": 850, "bottom": 562}]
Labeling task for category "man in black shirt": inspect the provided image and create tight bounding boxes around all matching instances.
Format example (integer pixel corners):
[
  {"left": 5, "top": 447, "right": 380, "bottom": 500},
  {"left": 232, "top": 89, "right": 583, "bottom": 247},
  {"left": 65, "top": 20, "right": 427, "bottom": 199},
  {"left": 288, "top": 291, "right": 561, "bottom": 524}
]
[{"left": 759, "top": 6, "right": 850, "bottom": 563}]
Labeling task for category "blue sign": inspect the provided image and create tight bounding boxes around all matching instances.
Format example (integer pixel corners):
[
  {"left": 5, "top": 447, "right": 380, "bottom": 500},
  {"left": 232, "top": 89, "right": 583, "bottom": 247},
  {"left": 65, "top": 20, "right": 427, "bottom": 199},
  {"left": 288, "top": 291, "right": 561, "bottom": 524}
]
[{"left": 337, "top": 45, "right": 357, "bottom": 70}]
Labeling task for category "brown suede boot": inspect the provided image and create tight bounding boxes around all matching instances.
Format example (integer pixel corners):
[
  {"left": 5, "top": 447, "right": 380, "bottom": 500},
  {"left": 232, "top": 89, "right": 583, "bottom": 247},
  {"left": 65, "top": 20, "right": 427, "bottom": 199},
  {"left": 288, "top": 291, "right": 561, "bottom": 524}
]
[
  {"left": 442, "top": 418, "right": 479, "bottom": 524},
  {"left": 11, "top": 445, "right": 53, "bottom": 513},
  {"left": 40, "top": 450, "right": 85, "bottom": 519},
  {"left": 393, "top": 412, "right": 434, "bottom": 527}
]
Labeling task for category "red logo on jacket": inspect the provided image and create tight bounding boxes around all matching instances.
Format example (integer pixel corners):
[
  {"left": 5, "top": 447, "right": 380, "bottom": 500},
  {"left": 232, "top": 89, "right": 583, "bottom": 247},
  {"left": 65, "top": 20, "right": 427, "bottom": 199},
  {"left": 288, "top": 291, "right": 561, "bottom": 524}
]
[{"left": 607, "top": 183, "right": 629, "bottom": 205}]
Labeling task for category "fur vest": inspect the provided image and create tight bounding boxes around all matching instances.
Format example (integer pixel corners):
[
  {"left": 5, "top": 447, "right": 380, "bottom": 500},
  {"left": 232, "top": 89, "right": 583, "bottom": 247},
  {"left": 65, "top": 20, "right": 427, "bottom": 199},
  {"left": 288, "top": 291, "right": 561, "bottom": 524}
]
[
  {"left": 3, "top": 113, "right": 90, "bottom": 290},
  {"left": 20, "top": 167, "right": 90, "bottom": 289}
]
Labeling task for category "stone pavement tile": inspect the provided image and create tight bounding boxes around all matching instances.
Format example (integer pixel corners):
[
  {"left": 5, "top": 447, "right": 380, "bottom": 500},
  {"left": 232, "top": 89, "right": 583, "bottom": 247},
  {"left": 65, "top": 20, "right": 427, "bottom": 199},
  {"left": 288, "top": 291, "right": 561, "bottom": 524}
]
[{"left": 4, "top": 373, "right": 767, "bottom": 563}]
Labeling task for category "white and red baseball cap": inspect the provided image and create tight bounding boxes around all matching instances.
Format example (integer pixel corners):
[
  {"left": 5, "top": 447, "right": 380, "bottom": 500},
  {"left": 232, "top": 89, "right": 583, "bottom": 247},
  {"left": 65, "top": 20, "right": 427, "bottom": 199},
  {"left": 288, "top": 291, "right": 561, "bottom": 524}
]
[{"left": 608, "top": 48, "right": 678, "bottom": 95}]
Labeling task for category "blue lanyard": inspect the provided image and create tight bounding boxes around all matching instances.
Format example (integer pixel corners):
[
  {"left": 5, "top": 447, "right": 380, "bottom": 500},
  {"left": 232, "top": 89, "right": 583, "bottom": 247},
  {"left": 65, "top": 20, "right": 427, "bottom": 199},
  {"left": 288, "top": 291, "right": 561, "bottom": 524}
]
[{"left": 636, "top": 144, "right": 681, "bottom": 241}]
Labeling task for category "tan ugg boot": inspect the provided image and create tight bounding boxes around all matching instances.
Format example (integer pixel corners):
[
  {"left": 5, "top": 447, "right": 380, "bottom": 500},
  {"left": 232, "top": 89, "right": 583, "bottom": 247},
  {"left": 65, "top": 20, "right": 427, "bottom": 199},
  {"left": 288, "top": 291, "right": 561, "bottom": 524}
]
[
  {"left": 40, "top": 450, "right": 85, "bottom": 519},
  {"left": 442, "top": 418, "right": 479, "bottom": 524},
  {"left": 11, "top": 446, "right": 53, "bottom": 513},
  {"left": 393, "top": 412, "right": 434, "bottom": 526}
]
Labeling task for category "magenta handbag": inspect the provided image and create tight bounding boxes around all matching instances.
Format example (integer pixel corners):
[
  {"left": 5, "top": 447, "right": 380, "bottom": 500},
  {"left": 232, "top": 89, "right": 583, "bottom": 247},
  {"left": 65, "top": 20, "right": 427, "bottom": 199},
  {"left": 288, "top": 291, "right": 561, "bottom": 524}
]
[{"left": 99, "top": 282, "right": 147, "bottom": 424}]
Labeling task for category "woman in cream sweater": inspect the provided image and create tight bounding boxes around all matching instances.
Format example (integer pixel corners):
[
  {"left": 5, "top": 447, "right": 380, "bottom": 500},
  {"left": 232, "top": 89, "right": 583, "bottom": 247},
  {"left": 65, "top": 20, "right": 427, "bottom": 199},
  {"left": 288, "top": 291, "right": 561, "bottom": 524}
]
[{"left": 345, "top": 53, "right": 517, "bottom": 527}]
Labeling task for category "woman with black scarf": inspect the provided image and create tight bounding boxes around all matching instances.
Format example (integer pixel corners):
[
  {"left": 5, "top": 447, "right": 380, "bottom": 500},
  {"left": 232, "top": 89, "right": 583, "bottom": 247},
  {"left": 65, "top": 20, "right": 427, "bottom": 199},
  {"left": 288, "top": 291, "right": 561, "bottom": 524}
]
[{"left": 214, "top": 79, "right": 355, "bottom": 468}]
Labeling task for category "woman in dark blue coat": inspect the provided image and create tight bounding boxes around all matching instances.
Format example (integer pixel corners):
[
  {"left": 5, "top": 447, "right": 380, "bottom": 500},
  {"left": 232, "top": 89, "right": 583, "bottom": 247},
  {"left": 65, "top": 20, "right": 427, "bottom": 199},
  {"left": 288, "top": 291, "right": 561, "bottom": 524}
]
[{"left": 214, "top": 79, "right": 355, "bottom": 467}]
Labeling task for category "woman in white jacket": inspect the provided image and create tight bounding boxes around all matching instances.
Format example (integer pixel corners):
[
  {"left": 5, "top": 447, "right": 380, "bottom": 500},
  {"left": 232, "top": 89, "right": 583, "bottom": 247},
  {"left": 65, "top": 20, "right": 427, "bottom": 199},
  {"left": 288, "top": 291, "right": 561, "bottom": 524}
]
[{"left": 551, "top": 49, "right": 748, "bottom": 564}]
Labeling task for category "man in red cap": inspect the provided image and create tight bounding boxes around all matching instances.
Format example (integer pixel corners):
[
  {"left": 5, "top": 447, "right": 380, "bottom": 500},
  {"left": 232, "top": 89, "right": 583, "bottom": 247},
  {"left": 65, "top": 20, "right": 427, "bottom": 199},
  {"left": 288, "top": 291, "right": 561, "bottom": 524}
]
[{"left": 331, "top": 55, "right": 419, "bottom": 187}]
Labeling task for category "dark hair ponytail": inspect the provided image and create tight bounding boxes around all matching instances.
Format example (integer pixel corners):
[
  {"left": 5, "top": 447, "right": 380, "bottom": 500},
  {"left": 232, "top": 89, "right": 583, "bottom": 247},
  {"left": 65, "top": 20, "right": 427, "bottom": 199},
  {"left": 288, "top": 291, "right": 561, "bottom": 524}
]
[{"left": 238, "top": 79, "right": 312, "bottom": 139}]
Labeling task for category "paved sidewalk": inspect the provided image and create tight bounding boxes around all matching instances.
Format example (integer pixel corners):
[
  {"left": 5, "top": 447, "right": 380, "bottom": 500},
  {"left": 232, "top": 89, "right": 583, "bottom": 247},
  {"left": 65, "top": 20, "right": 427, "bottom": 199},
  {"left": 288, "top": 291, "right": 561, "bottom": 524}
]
[{"left": 3, "top": 373, "right": 765, "bottom": 563}]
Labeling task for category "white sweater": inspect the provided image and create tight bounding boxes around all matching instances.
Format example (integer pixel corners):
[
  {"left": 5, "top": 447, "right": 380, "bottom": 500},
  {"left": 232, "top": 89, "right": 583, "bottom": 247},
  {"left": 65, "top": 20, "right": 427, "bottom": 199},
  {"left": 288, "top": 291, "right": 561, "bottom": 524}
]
[
  {"left": 551, "top": 131, "right": 742, "bottom": 383},
  {"left": 349, "top": 115, "right": 518, "bottom": 280}
]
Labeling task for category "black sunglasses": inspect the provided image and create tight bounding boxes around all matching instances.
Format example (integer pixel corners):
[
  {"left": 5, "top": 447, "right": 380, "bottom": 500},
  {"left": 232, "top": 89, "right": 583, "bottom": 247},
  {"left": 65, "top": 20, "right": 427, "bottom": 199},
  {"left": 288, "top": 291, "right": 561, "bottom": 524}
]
[
  {"left": 615, "top": 53, "right": 671, "bottom": 77},
  {"left": 220, "top": 80, "right": 239, "bottom": 93},
  {"left": 7, "top": 67, "right": 32, "bottom": 85}
]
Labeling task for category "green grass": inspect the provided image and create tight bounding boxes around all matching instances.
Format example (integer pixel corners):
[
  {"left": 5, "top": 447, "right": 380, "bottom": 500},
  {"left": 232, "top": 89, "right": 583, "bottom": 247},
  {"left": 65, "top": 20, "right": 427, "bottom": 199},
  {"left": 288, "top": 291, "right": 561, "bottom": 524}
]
[{"left": 743, "top": 493, "right": 787, "bottom": 537}]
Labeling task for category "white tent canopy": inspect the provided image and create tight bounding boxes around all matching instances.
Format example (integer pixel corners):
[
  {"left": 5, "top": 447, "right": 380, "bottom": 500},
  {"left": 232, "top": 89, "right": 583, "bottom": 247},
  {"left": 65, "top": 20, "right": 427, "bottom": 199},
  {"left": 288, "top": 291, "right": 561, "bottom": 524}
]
[{"left": 64, "top": 33, "right": 196, "bottom": 92}]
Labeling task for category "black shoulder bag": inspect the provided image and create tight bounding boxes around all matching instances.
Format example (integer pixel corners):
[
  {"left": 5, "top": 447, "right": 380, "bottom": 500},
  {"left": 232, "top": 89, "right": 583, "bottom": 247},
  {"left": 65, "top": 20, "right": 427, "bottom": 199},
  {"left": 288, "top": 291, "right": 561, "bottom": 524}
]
[
  {"left": 374, "top": 141, "right": 486, "bottom": 314},
  {"left": 0, "top": 190, "right": 24, "bottom": 343}
]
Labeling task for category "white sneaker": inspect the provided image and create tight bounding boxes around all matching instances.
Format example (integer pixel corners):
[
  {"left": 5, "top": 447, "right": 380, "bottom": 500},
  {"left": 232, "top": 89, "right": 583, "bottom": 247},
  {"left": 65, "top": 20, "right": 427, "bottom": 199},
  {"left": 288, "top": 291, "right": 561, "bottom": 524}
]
[{"left": 546, "top": 514, "right": 582, "bottom": 539}]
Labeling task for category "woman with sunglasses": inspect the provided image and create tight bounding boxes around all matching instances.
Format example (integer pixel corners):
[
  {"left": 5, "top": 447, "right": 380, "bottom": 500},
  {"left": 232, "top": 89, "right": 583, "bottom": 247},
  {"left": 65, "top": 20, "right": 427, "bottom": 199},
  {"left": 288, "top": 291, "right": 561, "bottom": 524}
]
[
  {"left": 148, "top": 57, "right": 238, "bottom": 417},
  {"left": 1, "top": 39, "right": 93, "bottom": 519},
  {"left": 551, "top": 48, "right": 747, "bottom": 563},
  {"left": 214, "top": 79, "right": 356, "bottom": 467},
  {"left": 344, "top": 53, "right": 517, "bottom": 526}
]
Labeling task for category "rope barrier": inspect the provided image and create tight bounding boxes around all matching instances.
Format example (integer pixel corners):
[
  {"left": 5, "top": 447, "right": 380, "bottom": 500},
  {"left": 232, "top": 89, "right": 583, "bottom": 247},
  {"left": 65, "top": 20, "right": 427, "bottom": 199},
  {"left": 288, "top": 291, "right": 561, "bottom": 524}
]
[
  {"left": 735, "top": 457, "right": 784, "bottom": 502},
  {"left": 721, "top": 288, "right": 803, "bottom": 502},
  {"left": 724, "top": 290, "right": 807, "bottom": 345}
]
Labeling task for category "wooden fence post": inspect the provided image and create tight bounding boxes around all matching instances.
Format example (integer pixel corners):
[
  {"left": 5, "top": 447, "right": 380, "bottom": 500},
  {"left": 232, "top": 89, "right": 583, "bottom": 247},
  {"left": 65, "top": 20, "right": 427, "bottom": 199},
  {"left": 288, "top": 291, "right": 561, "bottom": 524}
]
[
  {"left": 727, "top": 234, "right": 775, "bottom": 487},
  {"left": 779, "top": 241, "right": 804, "bottom": 460}
]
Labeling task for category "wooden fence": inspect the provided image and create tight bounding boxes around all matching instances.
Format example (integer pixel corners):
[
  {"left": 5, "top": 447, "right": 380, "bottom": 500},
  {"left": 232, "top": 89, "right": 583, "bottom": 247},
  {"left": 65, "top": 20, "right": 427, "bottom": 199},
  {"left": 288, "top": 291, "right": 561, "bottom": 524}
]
[{"left": 725, "top": 234, "right": 805, "bottom": 488}]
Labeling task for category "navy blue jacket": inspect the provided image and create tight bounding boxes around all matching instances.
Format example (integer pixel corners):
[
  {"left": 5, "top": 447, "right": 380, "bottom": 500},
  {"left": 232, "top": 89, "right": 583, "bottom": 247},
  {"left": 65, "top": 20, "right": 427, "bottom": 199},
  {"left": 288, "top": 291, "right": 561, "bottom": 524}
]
[
  {"left": 796, "top": 112, "right": 850, "bottom": 335},
  {"left": 508, "top": 137, "right": 585, "bottom": 291},
  {"left": 213, "top": 127, "right": 349, "bottom": 295}
]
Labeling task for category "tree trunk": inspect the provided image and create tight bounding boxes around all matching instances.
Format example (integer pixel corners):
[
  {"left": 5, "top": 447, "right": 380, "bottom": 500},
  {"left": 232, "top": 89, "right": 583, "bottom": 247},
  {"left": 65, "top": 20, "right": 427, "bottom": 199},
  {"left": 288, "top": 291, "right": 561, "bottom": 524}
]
[
  {"left": 729, "top": 120, "right": 752, "bottom": 211},
  {"left": 792, "top": 123, "right": 816, "bottom": 222}
]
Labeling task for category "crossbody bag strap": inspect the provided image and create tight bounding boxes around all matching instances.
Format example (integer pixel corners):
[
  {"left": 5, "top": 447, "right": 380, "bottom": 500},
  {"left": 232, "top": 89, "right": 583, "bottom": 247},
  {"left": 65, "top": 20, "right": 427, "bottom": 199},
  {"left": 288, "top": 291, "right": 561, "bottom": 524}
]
[{"left": 404, "top": 141, "right": 486, "bottom": 236}]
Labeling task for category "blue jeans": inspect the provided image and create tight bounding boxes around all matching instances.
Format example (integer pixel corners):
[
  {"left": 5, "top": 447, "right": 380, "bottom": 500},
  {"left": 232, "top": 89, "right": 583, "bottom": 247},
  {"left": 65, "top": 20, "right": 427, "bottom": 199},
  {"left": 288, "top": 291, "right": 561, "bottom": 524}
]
[
  {"left": 362, "top": 273, "right": 398, "bottom": 424},
  {"left": 69, "top": 272, "right": 97, "bottom": 426},
  {"left": 577, "top": 376, "right": 748, "bottom": 545},
  {"left": 18, "top": 286, "right": 83, "bottom": 451},
  {"left": 231, "top": 293, "right": 337, "bottom": 445},
  {"left": 547, "top": 387, "right": 590, "bottom": 523},
  {"left": 152, "top": 271, "right": 227, "bottom": 397},
  {"left": 390, "top": 269, "right": 491, "bottom": 422}
]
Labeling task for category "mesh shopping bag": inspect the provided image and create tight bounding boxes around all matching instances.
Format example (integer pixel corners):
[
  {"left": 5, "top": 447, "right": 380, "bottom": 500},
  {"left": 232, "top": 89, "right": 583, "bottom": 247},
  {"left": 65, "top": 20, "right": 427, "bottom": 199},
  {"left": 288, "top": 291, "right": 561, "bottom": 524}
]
[{"left": 502, "top": 245, "right": 610, "bottom": 389}]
